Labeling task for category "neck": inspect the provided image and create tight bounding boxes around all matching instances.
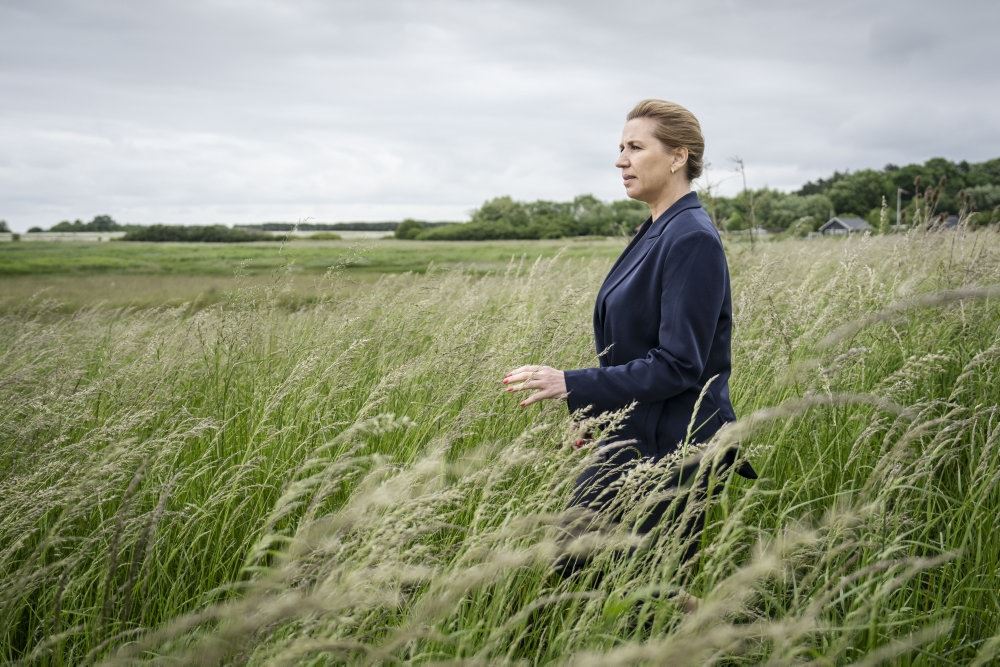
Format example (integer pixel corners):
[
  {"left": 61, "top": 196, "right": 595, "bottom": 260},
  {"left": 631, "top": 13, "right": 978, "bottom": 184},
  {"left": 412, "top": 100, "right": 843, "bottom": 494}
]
[{"left": 648, "top": 180, "right": 692, "bottom": 221}]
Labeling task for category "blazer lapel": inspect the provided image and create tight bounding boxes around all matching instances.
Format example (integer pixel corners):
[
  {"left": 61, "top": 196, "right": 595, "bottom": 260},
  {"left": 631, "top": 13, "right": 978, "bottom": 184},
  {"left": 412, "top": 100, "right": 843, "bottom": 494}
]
[
  {"left": 596, "top": 232, "right": 656, "bottom": 312},
  {"left": 596, "top": 193, "right": 702, "bottom": 318},
  {"left": 603, "top": 216, "right": 652, "bottom": 280},
  {"left": 594, "top": 217, "right": 651, "bottom": 331}
]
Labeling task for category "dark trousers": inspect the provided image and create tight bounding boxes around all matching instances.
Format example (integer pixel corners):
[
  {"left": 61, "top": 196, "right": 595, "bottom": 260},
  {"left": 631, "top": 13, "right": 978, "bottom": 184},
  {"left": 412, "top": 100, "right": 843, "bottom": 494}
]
[{"left": 552, "top": 439, "right": 720, "bottom": 581}]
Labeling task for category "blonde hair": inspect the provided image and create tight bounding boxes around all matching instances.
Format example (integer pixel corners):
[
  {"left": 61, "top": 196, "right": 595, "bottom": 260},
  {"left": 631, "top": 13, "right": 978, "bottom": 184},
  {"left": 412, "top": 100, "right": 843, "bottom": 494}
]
[{"left": 626, "top": 99, "right": 705, "bottom": 181}]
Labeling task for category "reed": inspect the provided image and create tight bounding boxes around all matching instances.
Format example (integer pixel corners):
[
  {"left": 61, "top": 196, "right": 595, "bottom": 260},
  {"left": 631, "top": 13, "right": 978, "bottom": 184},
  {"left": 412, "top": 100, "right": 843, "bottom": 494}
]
[{"left": 0, "top": 228, "right": 998, "bottom": 664}]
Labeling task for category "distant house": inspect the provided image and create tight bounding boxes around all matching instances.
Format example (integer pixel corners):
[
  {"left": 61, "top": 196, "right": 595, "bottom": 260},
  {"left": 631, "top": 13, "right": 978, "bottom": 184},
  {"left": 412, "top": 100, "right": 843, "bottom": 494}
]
[{"left": 818, "top": 216, "right": 872, "bottom": 235}]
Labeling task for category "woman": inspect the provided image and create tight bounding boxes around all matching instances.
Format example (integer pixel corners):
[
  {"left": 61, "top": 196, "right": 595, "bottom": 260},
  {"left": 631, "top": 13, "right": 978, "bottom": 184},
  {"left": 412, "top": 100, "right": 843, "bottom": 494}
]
[{"left": 502, "top": 99, "right": 757, "bottom": 586}]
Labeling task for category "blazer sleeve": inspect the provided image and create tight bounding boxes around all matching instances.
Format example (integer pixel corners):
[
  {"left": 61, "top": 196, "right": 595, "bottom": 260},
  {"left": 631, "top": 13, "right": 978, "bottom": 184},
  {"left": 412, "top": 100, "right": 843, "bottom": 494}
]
[{"left": 563, "top": 230, "right": 727, "bottom": 415}]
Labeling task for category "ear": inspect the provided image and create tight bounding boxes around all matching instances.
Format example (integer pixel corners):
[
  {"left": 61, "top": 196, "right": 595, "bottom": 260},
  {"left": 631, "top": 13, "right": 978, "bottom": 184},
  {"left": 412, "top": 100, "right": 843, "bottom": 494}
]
[{"left": 672, "top": 146, "right": 689, "bottom": 172}]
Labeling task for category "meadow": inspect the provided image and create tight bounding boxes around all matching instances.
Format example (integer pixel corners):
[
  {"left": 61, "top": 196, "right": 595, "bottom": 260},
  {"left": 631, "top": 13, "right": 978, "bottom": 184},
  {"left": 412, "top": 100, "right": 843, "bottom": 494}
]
[
  {"left": 0, "top": 239, "right": 622, "bottom": 312},
  {"left": 1, "top": 230, "right": 999, "bottom": 665}
]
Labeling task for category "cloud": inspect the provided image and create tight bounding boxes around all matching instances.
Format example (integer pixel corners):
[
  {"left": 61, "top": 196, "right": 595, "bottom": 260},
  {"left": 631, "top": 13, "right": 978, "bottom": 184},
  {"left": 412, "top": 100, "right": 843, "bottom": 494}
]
[{"left": 1, "top": 0, "right": 998, "bottom": 230}]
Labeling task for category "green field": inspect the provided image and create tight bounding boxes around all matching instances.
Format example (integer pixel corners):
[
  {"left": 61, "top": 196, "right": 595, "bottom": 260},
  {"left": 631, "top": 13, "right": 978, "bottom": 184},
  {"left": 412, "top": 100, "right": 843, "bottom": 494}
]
[
  {"left": 0, "top": 238, "right": 626, "bottom": 276},
  {"left": 2, "top": 231, "right": 999, "bottom": 664},
  {"left": 0, "top": 239, "right": 624, "bottom": 312}
]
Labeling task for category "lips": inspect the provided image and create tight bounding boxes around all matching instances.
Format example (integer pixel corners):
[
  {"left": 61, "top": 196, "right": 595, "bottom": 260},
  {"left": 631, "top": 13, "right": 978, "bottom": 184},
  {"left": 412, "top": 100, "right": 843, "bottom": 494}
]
[{"left": 623, "top": 175, "right": 636, "bottom": 183}]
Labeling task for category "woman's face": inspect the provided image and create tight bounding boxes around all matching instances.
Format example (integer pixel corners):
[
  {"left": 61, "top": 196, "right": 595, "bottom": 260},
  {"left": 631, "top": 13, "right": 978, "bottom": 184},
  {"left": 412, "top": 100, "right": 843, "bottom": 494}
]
[{"left": 615, "top": 117, "right": 679, "bottom": 204}]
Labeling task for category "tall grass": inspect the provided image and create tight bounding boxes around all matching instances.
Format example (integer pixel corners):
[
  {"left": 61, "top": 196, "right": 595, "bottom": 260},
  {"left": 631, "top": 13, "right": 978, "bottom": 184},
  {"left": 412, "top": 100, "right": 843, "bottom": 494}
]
[{"left": 1, "top": 229, "right": 998, "bottom": 665}]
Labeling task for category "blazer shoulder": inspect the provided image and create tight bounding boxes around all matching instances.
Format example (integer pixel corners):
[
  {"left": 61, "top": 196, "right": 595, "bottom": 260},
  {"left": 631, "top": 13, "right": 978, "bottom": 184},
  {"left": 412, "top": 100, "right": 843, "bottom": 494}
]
[{"left": 659, "top": 206, "right": 721, "bottom": 245}]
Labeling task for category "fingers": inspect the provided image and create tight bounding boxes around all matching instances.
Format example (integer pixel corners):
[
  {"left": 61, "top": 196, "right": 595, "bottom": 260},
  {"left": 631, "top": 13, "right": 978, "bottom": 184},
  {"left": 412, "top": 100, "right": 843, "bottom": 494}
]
[
  {"left": 519, "top": 388, "right": 556, "bottom": 407},
  {"left": 503, "top": 375, "right": 546, "bottom": 407},
  {"left": 502, "top": 364, "right": 562, "bottom": 408},
  {"left": 504, "top": 379, "right": 541, "bottom": 395},
  {"left": 503, "top": 367, "right": 546, "bottom": 384},
  {"left": 504, "top": 373, "right": 541, "bottom": 387},
  {"left": 503, "top": 364, "right": 542, "bottom": 379}
]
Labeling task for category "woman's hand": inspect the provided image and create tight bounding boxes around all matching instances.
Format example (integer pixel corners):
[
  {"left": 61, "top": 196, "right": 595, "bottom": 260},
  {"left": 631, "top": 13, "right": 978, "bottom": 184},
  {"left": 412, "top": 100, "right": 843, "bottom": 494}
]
[{"left": 502, "top": 364, "right": 568, "bottom": 408}]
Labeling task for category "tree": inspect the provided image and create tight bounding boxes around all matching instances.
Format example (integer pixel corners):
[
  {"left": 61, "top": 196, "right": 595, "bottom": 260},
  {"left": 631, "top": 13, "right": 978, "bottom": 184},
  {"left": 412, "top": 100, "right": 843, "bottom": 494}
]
[
  {"left": 961, "top": 184, "right": 1000, "bottom": 211},
  {"left": 797, "top": 169, "right": 848, "bottom": 196},
  {"left": 47, "top": 215, "right": 120, "bottom": 232},
  {"left": 524, "top": 200, "right": 572, "bottom": 238},
  {"left": 827, "top": 169, "right": 889, "bottom": 215},
  {"left": 394, "top": 218, "right": 426, "bottom": 240},
  {"left": 743, "top": 187, "right": 782, "bottom": 231},
  {"left": 0, "top": 220, "right": 9, "bottom": 233},
  {"left": 607, "top": 199, "right": 647, "bottom": 235},
  {"left": 89, "top": 214, "right": 119, "bottom": 231},
  {"left": 568, "top": 194, "right": 600, "bottom": 235},
  {"left": 471, "top": 196, "right": 530, "bottom": 228},
  {"left": 967, "top": 158, "right": 1000, "bottom": 187},
  {"left": 768, "top": 193, "right": 833, "bottom": 231}
]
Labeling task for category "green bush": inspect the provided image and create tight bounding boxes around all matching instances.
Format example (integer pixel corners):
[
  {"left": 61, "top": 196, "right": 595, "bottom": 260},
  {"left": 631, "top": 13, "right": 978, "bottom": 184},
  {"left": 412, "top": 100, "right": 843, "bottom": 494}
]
[
  {"left": 394, "top": 219, "right": 426, "bottom": 239},
  {"left": 968, "top": 208, "right": 1000, "bottom": 228}
]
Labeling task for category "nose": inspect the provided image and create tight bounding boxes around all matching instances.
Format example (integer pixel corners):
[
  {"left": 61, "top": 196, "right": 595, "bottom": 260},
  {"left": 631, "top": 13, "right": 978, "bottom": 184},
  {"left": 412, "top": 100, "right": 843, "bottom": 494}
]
[{"left": 615, "top": 153, "right": 628, "bottom": 168}]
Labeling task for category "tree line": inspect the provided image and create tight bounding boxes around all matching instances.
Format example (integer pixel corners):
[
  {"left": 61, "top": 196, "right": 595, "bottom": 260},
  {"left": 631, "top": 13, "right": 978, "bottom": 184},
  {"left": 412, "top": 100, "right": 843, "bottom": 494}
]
[
  {"left": 11, "top": 156, "right": 998, "bottom": 242},
  {"left": 397, "top": 156, "right": 1000, "bottom": 240},
  {"left": 27, "top": 215, "right": 128, "bottom": 233},
  {"left": 21, "top": 217, "right": 270, "bottom": 242},
  {"left": 395, "top": 196, "right": 649, "bottom": 240},
  {"left": 710, "top": 156, "right": 1000, "bottom": 233}
]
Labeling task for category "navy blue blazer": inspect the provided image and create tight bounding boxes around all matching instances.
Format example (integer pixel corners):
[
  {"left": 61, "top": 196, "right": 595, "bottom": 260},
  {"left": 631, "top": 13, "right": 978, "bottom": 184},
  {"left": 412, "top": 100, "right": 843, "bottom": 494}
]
[{"left": 564, "top": 191, "right": 757, "bottom": 479}]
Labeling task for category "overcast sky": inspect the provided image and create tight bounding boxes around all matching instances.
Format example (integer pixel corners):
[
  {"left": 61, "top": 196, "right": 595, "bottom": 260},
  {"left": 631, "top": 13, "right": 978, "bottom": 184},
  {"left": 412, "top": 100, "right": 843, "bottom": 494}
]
[{"left": 2, "top": 0, "right": 998, "bottom": 231}]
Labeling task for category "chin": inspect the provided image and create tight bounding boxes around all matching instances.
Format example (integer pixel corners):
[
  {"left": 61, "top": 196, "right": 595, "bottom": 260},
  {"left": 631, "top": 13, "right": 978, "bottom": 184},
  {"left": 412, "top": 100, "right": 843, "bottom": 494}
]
[{"left": 626, "top": 190, "right": 646, "bottom": 204}]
